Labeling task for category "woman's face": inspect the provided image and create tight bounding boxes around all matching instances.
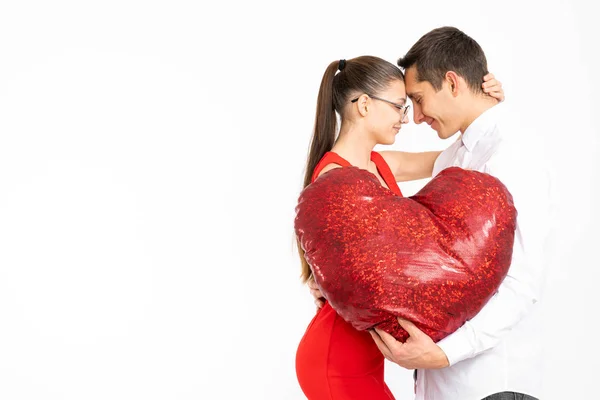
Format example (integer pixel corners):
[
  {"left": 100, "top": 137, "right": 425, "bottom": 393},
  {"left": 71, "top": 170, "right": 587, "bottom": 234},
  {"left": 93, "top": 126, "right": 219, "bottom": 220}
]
[{"left": 366, "top": 79, "right": 408, "bottom": 145}]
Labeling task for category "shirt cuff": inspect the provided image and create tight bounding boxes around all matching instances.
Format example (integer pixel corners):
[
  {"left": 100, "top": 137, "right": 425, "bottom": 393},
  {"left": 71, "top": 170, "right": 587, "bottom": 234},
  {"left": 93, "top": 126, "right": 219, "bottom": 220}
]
[{"left": 436, "top": 324, "right": 476, "bottom": 366}]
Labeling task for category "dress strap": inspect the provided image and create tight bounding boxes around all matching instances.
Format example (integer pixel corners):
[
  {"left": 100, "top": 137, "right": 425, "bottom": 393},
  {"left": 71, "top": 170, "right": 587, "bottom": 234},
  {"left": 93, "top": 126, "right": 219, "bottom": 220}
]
[
  {"left": 311, "top": 152, "right": 352, "bottom": 183},
  {"left": 370, "top": 151, "right": 403, "bottom": 196}
]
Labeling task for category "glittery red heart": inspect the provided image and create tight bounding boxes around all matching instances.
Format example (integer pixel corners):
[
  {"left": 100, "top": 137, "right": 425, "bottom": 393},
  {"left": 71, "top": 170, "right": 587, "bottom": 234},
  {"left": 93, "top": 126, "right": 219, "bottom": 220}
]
[{"left": 295, "top": 166, "right": 517, "bottom": 342}]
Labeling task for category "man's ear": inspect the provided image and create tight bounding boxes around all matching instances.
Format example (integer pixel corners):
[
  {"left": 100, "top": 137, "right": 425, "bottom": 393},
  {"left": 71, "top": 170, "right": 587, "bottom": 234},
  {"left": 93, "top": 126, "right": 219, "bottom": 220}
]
[{"left": 445, "top": 71, "right": 461, "bottom": 97}]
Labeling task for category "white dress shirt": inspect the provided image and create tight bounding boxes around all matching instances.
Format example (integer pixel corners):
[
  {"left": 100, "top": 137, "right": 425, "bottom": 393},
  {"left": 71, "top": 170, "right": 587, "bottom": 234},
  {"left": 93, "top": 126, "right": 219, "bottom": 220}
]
[{"left": 415, "top": 104, "right": 551, "bottom": 400}]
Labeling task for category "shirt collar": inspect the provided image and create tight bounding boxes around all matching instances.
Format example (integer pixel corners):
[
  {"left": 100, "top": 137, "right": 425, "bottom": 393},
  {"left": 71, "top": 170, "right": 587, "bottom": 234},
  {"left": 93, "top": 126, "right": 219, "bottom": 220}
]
[{"left": 461, "top": 103, "right": 503, "bottom": 152}]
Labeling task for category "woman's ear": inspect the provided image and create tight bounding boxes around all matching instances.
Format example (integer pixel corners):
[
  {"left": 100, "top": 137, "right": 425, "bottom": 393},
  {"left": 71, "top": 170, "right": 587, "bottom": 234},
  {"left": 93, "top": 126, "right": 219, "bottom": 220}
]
[{"left": 356, "top": 94, "right": 370, "bottom": 117}]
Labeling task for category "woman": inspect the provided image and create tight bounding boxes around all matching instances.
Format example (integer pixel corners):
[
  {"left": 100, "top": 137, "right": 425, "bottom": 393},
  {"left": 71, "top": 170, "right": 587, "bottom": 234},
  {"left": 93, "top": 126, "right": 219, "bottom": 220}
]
[{"left": 295, "top": 56, "right": 504, "bottom": 399}]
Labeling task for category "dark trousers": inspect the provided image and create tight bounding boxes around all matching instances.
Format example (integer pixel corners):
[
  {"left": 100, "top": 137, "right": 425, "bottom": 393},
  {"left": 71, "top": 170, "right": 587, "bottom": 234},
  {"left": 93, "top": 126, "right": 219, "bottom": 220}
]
[{"left": 482, "top": 392, "right": 538, "bottom": 400}]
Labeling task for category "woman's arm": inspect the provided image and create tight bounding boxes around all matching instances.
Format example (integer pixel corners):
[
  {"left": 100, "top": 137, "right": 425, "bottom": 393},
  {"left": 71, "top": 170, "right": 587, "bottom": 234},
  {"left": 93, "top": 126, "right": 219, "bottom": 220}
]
[{"left": 379, "top": 151, "right": 442, "bottom": 182}]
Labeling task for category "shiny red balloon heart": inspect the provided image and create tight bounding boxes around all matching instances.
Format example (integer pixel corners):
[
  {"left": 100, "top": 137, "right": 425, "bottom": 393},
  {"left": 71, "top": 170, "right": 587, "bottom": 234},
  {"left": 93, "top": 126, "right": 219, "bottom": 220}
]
[{"left": 295, "top": 166, "right": 517, "bottom": 342}]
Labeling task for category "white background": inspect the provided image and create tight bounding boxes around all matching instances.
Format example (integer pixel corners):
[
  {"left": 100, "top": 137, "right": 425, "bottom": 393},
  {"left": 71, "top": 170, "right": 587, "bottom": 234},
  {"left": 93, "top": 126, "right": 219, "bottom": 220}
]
[{"left": 0, "top": 1, "right": 598, "bottom": 399}]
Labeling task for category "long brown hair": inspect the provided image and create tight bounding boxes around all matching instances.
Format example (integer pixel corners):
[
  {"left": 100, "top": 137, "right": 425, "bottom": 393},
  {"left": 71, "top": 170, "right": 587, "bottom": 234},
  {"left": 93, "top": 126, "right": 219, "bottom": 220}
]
[{"left": 298, "top": 56, "right": 404, "bottom": 283}]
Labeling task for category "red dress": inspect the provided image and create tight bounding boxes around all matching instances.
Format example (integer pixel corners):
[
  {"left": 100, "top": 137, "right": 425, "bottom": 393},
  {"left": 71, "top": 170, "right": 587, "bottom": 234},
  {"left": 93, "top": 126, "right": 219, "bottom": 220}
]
[{"left": 296, "top": 151, "right": 403, "bottom": 400}]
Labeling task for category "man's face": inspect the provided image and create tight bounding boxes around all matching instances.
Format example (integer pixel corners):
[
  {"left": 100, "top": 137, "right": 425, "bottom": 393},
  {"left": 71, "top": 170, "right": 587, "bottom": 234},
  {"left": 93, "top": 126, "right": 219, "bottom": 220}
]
[{"left": 404, "top": 66, "right": 460, "bottom": 139}]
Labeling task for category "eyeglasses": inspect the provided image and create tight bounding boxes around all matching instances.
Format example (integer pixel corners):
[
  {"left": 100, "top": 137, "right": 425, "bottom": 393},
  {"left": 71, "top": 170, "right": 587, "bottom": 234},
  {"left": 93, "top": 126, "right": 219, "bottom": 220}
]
[{"left": 351, "top": 94, "right": 411, "bottom": 120}]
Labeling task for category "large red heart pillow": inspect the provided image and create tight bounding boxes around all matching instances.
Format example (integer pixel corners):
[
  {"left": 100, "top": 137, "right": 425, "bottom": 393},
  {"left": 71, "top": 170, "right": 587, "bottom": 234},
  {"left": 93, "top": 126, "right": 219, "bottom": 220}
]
[{"left": 295, "top": 166, "right": 517, "bottom": 342}]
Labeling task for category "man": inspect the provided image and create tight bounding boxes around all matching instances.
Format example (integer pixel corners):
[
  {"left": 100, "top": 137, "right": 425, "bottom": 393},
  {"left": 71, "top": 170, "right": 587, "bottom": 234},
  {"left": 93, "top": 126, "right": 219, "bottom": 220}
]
[{"left": 368, "top": 26, "right": 548, "bottom": 400}]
